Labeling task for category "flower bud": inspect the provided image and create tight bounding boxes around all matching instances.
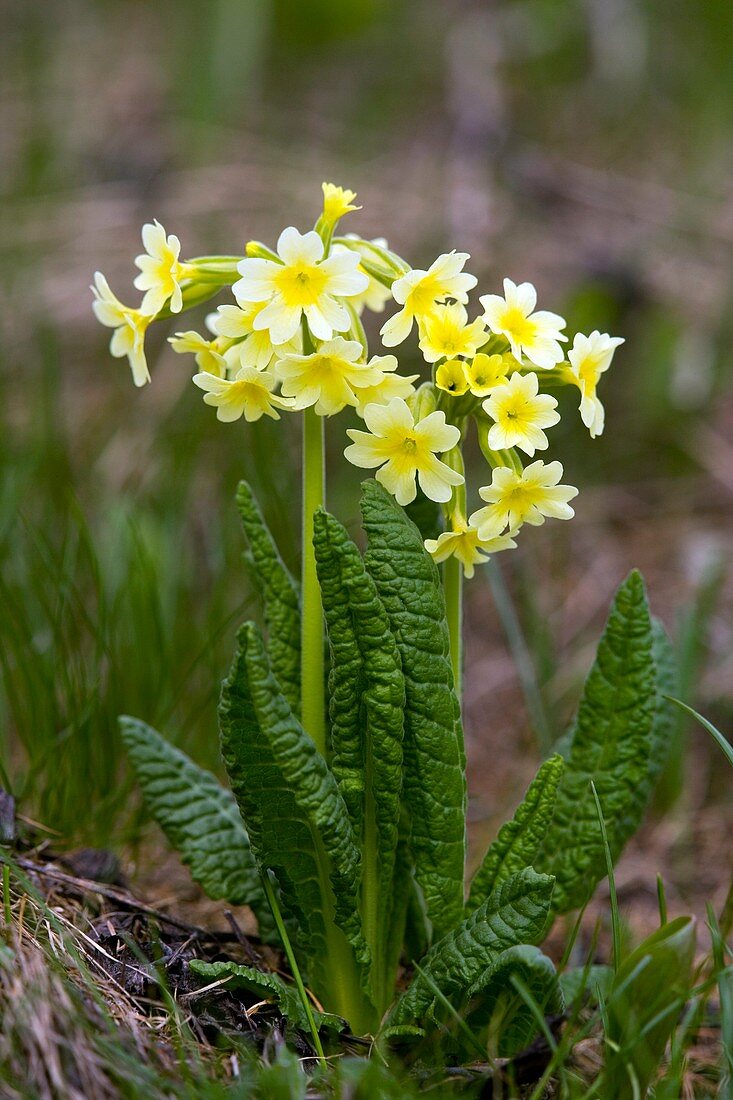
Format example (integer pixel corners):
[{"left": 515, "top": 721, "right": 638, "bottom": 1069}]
[{"left": 407, "top": 381, "right": 438, "bottom": 422}]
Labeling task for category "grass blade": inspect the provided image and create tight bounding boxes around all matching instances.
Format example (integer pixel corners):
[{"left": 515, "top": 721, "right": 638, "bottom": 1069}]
[
  {"left": 591, "top": 781, "right": 621, "bottom": 971},
  {"left": 666, "top": 697, "right": 733, "bottom": 767}
]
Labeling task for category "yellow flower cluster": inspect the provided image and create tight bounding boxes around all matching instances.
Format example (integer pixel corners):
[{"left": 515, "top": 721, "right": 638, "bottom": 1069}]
[{"left": 91, "top": 184, "right": 623, "bottom": 579}]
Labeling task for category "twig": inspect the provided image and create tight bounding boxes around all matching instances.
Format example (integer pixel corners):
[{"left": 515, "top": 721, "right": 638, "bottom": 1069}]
[{"left": 223, "top": 909, "right": 261, "bottom": 967}]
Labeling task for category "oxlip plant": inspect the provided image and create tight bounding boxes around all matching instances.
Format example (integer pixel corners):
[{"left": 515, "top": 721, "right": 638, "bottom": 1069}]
[{"left": 93, "top": 185, "right": 677, "bottom": 1056}]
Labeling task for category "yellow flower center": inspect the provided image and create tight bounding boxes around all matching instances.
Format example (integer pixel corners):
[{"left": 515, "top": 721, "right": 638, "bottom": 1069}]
[
  {"left": 436, "top": 359, "right": 468, "bottom": 396},
  {"left": 226, "top": 380, "right": 267, "bottom": 406},
  {"left": 380, "top": 430, "right": 432, "bottom": 469},
  {"left": 407, "top": 275, "right": 444, "bottom": 314},
  {"left": 308, "top": 356, "right": 339, "bottom": 381},
  {"left": 501, "top": 486, "right": 533, "bottom": 520},
  {"left": 274, "top": 263, "right": 328, "bottom": 307},
  {"left": 502, "top": 307, "right": 537, "bottom": 344},
  {"left": 499, "top": 396, "right": 530, "bottom": 424},
  {"left": 577, "top": 353, "right": 602, "bottom": 387},
  {"left": 502, "top": 482, "right": 546, "bottom": 518}
]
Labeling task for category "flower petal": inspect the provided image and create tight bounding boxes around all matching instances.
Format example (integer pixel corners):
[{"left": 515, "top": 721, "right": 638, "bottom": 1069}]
[{"left": 277, "top": 226, "right": 324, "bottom": 266}]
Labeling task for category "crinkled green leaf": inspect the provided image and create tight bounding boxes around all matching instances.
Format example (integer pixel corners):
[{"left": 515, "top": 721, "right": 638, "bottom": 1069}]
[
  {"left": 649, "top": 618, "right": 677, "bottom": 781},
  {"left": 404, "top": 487, "right": 443, "bottom": 543},
  {"left": 465, "top": 944, "right": 563, "bottom": 1057},
  {"left": 119, "top": 716, "right": 272, "bottom": 937},
  {"left": 218, "top": 621, "right": 374, "bottom": 1029},
  {"left": 537, "top": 571, "right": 657, "bottom": 913},
  {"left": 559, "top": 964, "right": 613, "bottom": 1008},
  {"left": 467, "top": 755, "right": 564, "bottom": 913},
  {"left": 360, "top": 479, "right": 465, "bottom": 940},
  {"left": 383, "top": 1023, "right": 426, "bottom": 1043},
  {"left": 313, "top": 509, "right": 404, "bottom": 1006},
  {"left": 189, "top": 960, "right": 344, "bottom": 1034},
  {"left": 388, "top": 868, "right": 555, "bottom": 1027},
  {"left": 236, "top": 481, "right": 300, "bottom": 714},
  {"left": 384, "top": 826, "right": 415, "bottom": 991}
]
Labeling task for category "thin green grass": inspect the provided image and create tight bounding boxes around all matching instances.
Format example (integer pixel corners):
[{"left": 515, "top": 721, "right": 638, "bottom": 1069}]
[
  {"left": 262, "top": 870, "right": 326, "bottom": 1065},
  {"left": 668, "top": 697, "right": 733, "bottom": 768},
  {"left": 591, "top": 782, "right": 622, "bottom": 972}
]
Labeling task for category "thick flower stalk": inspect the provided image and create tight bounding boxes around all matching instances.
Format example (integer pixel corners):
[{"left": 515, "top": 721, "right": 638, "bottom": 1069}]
[{"left": 91, "top": 184, "right": 622, "bottom": 709}]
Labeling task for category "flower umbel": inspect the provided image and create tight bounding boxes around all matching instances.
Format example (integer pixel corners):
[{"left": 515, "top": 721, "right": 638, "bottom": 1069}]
[
  {"left": 425, "top": 518, "right": 516, "bottom": 578},
  {"left": 480, "top": 278, "right": 566, "bottom": 370},
  {"left": 482, "top": 371, "right": 560, "bottom": 456},
  {"left": 275, "top": 337, "right": 383, "bottom": 416},
  {"left": 418, "top": 303, "right": 487, "bottom": 363},
  {"left": 381, "top": 252, "right": 477, "bottom": 347},
  {"left": 471, "top": 460, "right": 578, "bottom": 536},
  {"left": 91, "top": 272, "right": 153, "bottom": 387},
  {"left": 193, "top": 366, "right": 291, "bottom": 423},
  {"left": 345, "top": 397, "right": 463, "bottom": 505},
  {"left": 133, "top": 220, "right": 190, "bottom": 315},
  {"left": 233, "top": 227, "right": 368, "bottom": 344},
  {"left": 566, "top": 330, "right": 624, "bottom": 438},
  {"left": 91, "top": 185, "right": 616, "bottom": 581}
]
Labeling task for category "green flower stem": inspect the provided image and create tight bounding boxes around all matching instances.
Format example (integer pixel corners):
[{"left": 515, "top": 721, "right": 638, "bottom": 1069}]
[
  {"left": 441, "top": 441, "right": 466, "bottom": 702},
  {"left": 301, "top": 325, "right": 327, "bottom": 757},
  {"left": 475, "top": 415, "right": 523, "bottom": 474},
  {"left": 444, "top": 554, "right": 463, "bottom": 700}
]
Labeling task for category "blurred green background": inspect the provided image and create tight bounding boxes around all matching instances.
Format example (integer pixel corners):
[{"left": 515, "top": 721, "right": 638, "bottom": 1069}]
[{"left": 1, "top": 0, "right": 731, "bottom": 850}]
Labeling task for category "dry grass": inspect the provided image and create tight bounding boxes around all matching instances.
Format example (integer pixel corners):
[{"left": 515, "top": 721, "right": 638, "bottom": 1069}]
[{"left": 0, "top": 854, "right": 268, "bottom": 1099}]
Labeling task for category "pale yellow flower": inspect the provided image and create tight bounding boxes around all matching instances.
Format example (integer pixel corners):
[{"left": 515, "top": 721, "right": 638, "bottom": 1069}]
[
  {"left": 169, "top": 331, "right": 227, "bottom": 377},
  {"left": 232, "top": 227, "right": 368, "bottom": 344},
  {"left": 91, "top": 272, "right": 152, "bottom": 387},
  {"left": 332, "top": 242, "right": 392, "bottom": 316},
  {"left": 209, "top": 303, "right": 253, "bottom": 340},
  {"left": 435, "top": 359, "right": 469, "bottom": 396},
  {"left": 352, "top": 356, "right": 419, "bottom": 416},
  {"left": 425, "top": 519, "right": 516, "bottom": 578},
  {"left": 418, "top": 303, "right": 487, "bottom": 364},
  {"left": 566, "top": 330, "right": 624, "bottom": 438},
  {"left": 381, "top": 252, "right": 477, "bottom": 347},
  {"left": 321, "top": 182, "right": 361, "bottom": 223},
  {"left": 211, "top": 303, "right": 300, "bottom": 370},
  {"left": 464, "top": 352, "right": 513, "bottom": 396},
  {"left": 471, "top": 460, "right": 578, "bottom": 537},
  {"left": 276, "top": 337, "right": 383, "bottom": 416},
  {"left": 345, "top": 397, "right": 463, "bottom": 505},
  {"left": 480, "top": 278, "right": 566, "bottom": 370},
  {"left": 192, "top": 366, "right": 292, "bottom": 423},
  {"left": 482, "top": 371, "right": 560, "bottom": 456},
  {"left": 133, "top": 220, "right": 190, "bottom": 315}
]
